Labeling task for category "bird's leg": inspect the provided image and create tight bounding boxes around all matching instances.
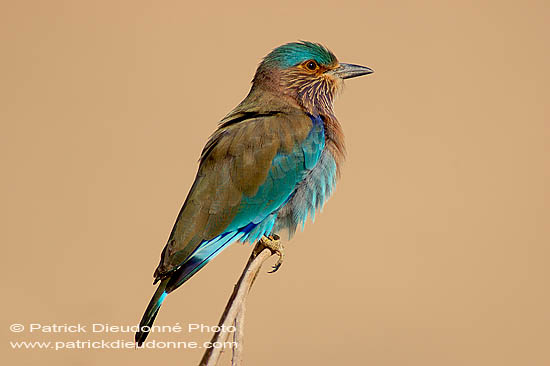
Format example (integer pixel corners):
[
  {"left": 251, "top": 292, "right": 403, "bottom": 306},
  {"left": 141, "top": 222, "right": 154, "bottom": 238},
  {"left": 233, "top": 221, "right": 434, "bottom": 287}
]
[{"left": 256, "top": 234, "right": 284, "bottom": 273}]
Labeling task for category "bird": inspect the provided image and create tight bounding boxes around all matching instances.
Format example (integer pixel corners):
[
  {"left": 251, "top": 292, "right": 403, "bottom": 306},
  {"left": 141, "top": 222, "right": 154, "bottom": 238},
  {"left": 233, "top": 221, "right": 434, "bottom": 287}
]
[{"left": 135, "top": 41, "right": 373, "bottom": 345}]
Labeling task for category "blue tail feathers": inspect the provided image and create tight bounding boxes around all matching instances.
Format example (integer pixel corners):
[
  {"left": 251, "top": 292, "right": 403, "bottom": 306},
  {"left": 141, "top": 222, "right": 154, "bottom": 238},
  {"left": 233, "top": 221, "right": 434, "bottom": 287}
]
[
  {"left": 135, "top": 280, "right": 168, "bottom": 346},
  {"left": 136, "top": 221, "right": 277, "bottom": 345}
]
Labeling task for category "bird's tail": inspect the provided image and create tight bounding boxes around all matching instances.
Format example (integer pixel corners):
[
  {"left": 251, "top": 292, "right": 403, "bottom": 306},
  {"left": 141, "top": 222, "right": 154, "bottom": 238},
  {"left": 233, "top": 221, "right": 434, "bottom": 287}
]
[{"left": 135, "top": 278, "right": 169, "bottom": 346}]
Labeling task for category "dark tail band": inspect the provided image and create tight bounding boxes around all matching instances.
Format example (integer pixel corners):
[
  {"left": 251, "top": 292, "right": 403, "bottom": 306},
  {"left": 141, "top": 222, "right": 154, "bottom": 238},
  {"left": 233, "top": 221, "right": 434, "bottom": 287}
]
[{"left": 135, "top": 279, "right": 169, "bottom": 346}]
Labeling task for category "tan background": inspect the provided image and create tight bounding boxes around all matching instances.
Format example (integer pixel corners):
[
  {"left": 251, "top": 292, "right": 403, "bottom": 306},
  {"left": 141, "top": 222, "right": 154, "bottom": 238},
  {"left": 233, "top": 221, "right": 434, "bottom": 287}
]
[{"left": 2, "top": 1, "right": 549, "bottom": 365}]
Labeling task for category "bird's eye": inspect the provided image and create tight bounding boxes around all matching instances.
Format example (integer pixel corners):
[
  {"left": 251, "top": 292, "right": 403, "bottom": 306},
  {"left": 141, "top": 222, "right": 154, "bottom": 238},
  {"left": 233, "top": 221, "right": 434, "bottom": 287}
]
[{"left": 305, "top": 60, "right": 318, "bottom": 71}]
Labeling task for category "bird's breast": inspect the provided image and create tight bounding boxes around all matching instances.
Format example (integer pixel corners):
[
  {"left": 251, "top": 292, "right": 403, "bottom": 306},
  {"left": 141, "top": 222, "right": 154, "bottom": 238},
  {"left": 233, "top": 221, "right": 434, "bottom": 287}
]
[{"left": 272, "top": 115, "right": 339, "bottom": 238}]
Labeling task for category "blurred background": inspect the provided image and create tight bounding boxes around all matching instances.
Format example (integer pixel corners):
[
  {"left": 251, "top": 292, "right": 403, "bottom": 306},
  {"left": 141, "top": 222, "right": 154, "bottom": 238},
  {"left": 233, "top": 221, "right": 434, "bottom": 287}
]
[{"left": 1, "top": 1, "right": 549, "bottom": 365}]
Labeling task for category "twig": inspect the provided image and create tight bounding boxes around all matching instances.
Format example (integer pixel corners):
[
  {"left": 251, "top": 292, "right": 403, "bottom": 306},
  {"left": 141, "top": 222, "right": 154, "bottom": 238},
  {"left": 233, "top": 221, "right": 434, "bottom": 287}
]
[
  {"left": 199, "top": 242, "right": 274, "bottom": 366},
  {"left": 231, "top": 302, "right": 245, "bottom": 366}
]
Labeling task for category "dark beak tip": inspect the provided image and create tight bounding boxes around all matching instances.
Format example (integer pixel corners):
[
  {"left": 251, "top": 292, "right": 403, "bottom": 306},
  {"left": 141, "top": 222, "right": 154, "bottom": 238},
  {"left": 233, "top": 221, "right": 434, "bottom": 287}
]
[{"left": 358, "top": 66, "right": 374, "bottom": 76}]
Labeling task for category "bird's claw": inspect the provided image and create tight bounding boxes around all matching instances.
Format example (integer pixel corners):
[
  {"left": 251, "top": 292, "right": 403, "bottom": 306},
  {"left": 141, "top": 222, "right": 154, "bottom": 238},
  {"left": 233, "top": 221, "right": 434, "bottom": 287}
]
[
  {"left": 259, "top": 234, "right": 284, "bottom": 273},
  {"left": 268, "top": 261, "right": 282, "bottom": 273}
]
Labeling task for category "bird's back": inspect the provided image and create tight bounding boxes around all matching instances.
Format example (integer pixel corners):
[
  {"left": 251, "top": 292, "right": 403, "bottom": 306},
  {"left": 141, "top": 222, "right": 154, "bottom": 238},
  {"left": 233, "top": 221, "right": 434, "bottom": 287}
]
[{"left": 154, "top": 90, "right": 325, "bottom": 292}]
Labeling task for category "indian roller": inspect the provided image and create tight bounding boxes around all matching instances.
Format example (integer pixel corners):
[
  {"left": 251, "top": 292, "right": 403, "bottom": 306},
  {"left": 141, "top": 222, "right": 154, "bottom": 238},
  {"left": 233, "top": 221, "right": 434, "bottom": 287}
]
[{"left": 135, "top": 41, "right": 373, "bottom": 345}]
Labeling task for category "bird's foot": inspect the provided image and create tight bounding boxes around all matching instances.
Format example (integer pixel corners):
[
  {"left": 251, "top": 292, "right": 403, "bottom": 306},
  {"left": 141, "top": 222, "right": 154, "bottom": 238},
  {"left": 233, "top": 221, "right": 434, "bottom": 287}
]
[{"left": 257, "top": 234, "right": 284, "bottom": 273}]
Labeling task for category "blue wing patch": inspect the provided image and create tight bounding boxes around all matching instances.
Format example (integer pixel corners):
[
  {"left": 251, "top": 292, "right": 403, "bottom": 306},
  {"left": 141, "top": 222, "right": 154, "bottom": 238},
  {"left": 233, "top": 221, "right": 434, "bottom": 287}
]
[{"left": 166, "top": 115, "right": 325, "bottom": 290}]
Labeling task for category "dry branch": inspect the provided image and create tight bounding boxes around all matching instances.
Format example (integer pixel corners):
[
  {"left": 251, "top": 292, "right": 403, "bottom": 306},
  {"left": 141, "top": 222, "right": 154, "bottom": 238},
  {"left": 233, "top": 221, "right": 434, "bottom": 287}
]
[{"left": 199, "top": 241, "right": 276, "bottom": 366}]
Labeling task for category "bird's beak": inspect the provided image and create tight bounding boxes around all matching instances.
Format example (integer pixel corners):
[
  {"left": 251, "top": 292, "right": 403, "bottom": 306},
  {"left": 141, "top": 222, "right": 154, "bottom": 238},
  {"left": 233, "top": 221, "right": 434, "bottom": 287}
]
[{"left": 328, "top": 63, "right": 374, "bottom": 79}]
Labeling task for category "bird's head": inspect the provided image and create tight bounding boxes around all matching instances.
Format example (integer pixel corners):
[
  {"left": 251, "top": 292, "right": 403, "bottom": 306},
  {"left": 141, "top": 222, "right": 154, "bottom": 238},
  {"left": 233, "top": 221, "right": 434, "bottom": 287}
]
[{"left": 252, "top": 41, "right": 373, "bottom": 116}]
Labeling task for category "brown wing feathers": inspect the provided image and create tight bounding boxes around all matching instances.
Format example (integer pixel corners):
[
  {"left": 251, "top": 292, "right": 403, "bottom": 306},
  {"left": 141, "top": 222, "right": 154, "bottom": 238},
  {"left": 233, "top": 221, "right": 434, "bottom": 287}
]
[{"left": 154, "top": 108, "right": 311, "bottom": 280}]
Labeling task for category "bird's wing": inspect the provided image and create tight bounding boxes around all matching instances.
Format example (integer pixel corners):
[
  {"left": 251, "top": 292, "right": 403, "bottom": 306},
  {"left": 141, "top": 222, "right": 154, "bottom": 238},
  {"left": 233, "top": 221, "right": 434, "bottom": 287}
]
[{"left": 154, "top": 110, "right": 325, "bottom": 290}]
